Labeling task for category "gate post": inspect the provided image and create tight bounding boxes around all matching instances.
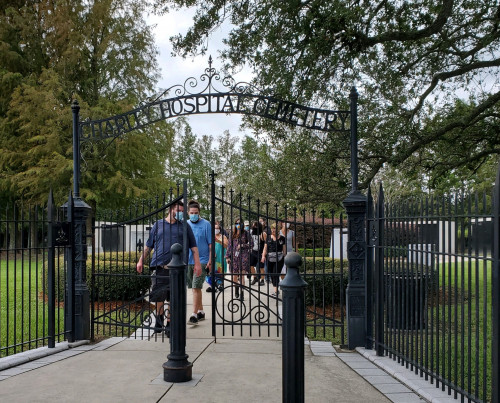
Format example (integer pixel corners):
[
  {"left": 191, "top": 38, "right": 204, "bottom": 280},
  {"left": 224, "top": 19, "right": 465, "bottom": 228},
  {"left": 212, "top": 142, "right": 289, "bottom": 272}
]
[
  {"left": 280, "top": 252, "right": 307, "bottom": 403},
  {"left": 163, "top": 243, "right": 193, "bottom": 382},
  {"left": 343, "top": 86, "right": 368, "bottom": 349},
  {"left": 47, "top": 190, "right": 56, "bottom": 348},
  {"left": 71, "top": 100, "right": 92, "bottom": 340}
]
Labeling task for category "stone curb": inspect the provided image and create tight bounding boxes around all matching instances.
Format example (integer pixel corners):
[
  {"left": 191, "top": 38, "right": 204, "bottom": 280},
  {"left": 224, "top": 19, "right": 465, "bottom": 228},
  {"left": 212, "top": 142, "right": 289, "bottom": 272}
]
[
  {"left": 0, "top": 340, "right": 90, "bottom": 372},
  {"left": 356, "top": 348, "right": 458, "bottom": 403}
]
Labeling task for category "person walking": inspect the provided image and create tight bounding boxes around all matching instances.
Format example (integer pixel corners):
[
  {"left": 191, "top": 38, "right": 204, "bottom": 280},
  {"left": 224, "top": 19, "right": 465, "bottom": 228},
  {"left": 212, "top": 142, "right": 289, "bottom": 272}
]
[
  {"left": 207, "top": 220, "right": 228, "bottom": 292},
  {"left": 225, "top": 217, "right": 253, "bottom": 300},
  {"left": 261, "top": 223, "right": 286, "bottom": 297},
  {"left": 250, "top": 221, "right": 265, "bottom": 286},
  {"left": 280, "top": 222, "right": 296, "bottom": 279},
  {"left": 136, "top": 201, "right": 201, "bottom": 336},
  {"left": 187, "top": 200, "right": 211, "bottom": 325}
]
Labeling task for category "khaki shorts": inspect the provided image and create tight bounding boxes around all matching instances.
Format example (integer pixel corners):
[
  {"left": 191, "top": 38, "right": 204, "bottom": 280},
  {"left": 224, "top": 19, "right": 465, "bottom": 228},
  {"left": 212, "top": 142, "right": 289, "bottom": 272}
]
[{"left": 187, "top": 263, "right": 207, "bottom": 289}]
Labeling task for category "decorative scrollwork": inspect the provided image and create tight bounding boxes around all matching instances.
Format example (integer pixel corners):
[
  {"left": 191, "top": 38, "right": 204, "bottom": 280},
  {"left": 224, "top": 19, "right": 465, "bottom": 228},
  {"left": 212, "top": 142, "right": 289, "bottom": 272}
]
[
  {"left": 213, "top": 284, "right": 281, "bottom": 325},
  {"left": 79, "top": 57, "right": 351, "bottom": 143}
]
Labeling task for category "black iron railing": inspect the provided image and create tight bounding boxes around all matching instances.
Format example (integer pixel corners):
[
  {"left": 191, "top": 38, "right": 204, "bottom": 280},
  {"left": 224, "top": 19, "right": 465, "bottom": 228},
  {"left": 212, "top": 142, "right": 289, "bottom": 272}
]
[
  {"left": 210, "top": 179, "right": 347, "bottom": 342},
  {"left": 0, "top": 199, "right": 67, "bottom": 357},
  {"left": 368, "top": 183, "right": 497, "bottom": 402}
]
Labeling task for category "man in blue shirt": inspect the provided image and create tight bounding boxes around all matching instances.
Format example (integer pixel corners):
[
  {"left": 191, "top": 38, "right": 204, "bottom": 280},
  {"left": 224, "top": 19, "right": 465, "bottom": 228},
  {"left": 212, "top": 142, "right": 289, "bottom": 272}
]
[
  {"left": 136, "top": 201, "right": 201, "bottom": 335},
  {"left": 187, "top": 200, "right": 211, "bottom": 324}
]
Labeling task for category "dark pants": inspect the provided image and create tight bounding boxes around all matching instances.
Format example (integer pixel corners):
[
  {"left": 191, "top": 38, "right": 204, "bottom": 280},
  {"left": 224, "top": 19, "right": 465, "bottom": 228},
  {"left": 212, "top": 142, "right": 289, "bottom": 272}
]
[{"left": 267, "top": 259, "right": 285, "bottom": 288}]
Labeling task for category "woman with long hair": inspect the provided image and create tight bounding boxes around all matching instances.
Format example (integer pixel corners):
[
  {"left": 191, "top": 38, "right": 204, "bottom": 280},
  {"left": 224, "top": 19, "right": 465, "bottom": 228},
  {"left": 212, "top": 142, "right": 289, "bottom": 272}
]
[
  {"left": 225, "top": 217, "right": 253, "bottom": 300},
  {"left": 261, "top": 222, "right": 286, "bottom": 297}
]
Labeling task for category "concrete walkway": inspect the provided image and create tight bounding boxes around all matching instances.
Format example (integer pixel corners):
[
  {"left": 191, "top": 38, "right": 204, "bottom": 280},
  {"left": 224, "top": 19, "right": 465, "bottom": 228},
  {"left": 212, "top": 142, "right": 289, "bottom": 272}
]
[{"left": 0, "top": 287, "right": 456, "bottom": 403}]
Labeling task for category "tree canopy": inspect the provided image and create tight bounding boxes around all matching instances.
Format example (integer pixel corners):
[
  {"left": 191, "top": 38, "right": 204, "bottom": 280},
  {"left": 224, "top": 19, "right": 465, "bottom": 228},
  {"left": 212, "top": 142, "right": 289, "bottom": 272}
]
[
  {"left": 158, "top": 0, "right": 500, "bottom": 201},
  {"left": 0, "top": 0, "right": 173, "bottom": 208}
]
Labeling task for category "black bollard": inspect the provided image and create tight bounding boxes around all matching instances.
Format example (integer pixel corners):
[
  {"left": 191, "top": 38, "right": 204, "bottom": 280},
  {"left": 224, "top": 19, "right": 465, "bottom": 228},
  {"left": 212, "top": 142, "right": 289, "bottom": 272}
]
[
  {"left": 280, "top": 252, "right": 307, "bottom": 403},
  {"left": 163, "top": 243, "right": 193, "bottom": 382}
]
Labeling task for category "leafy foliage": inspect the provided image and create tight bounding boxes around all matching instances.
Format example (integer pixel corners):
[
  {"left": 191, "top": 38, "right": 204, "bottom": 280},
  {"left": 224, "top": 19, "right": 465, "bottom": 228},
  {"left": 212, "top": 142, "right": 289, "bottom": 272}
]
[
  {"left": 157, "top": 0, "right": 500, "bottom": 200},
  {"left": 0, "top": 0, "right": 173, "bottom": 208}
]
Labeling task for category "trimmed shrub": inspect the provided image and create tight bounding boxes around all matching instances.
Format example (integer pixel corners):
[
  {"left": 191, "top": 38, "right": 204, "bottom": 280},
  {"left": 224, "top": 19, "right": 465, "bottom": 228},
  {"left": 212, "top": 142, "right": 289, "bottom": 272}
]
[
  {"left": 42, "top": 254, "right": 150, "bottom": 302},
  {"left": 301, "top": 258, "right": 348, "bottom": 306},
  {"left": 300, "top": 248, "right": 331, "bottom": 257}
]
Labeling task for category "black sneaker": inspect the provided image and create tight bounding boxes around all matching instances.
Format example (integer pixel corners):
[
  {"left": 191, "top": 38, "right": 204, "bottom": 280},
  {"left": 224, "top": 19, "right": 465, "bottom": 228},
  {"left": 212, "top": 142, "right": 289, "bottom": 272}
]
[
  {"left": 251, "top": 277, "right": 258, "bottom": 285},
  {"left": 259, "top": 279, "right": 265, "bottom": 286},
  {"left": 188, "top": 315, "right": 199, "bottom": 325},
  {"left": 197, "top": 311, "right": 205, "bottom": 321},
  {"left": 206, "top": 286, "right": 212, "bottom": 293}
]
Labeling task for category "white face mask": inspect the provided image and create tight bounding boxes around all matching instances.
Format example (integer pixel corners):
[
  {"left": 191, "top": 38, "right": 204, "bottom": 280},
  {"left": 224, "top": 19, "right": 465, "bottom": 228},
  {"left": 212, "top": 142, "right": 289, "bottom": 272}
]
[
  {"left": 215, "top": 228, "right": 220, "bottom": 235},
  {"left": 286, "top": 223, "right": 290, "bottom": 229}
]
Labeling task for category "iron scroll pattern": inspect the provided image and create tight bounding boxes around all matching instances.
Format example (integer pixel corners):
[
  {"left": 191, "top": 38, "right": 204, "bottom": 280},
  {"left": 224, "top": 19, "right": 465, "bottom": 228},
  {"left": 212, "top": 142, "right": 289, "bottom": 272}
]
[
  {"left": 214, "top": 281, "right": 282, "bottom": 326},
  {"left": 79, "top": 57, "right": 351, "bottom": 143},
  {"left": 92, "top": 290, "right": 170, "bottom": 339}
]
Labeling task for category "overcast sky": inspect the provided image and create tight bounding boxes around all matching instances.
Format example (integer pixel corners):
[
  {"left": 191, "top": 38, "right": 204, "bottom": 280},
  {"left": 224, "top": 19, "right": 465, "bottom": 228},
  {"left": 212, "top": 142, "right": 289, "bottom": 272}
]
[{"left": 147, "top": 9, "right": 252, "bottom": 140}]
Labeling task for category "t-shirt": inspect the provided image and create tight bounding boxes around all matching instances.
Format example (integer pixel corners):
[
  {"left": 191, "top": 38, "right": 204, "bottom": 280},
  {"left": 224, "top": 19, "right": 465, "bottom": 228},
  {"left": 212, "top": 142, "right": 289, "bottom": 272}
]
[
  {"left": 188, "top": 218, "right": 212, "bottom": 264},
  {"left": 266, "top": 235, "right": 286, "bottom": 253},
  {"left": 146, "top": 219, "right": 197, "bottom": 267}
]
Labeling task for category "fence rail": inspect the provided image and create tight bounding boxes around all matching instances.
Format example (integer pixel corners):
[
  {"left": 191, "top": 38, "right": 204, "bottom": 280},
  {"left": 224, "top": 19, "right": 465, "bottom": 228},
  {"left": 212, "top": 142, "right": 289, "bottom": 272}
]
[
  {"left": 368, "top": 185, "right": 496, "bottom": 402},
  {"left": 0, "top": 201, "right": 67, "bottom": 358}
]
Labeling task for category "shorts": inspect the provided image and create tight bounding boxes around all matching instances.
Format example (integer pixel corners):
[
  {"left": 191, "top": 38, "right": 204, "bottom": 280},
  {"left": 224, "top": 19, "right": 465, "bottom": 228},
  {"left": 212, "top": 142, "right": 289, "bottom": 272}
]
[
  {"left": 149, "top": 267, "right": 170, "bottom": 302},
  {"left": 187, "top": 263, "right": 207, "bottom": 289}
]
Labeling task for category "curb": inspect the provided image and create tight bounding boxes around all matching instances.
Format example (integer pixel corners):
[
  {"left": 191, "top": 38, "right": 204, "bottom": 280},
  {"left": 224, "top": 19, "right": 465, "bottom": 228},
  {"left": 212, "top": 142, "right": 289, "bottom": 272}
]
[{"left": 0, "top": 340, "right": 90, "bottom": 372}]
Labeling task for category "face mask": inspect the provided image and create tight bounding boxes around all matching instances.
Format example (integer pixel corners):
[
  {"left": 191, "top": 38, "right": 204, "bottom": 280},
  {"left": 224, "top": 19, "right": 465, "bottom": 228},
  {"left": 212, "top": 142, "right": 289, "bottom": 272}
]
[
  {"left": 235, "top": 224, "right": 240, "bottom": 230},
  {"left": 244, "top": 226, "right": 250, "bottom": 231},
  {"left": 175, "top": 211, "right": 183, "bottom": 221},
  {"left": 286, "top": 223, "right": 290, "bottom": 229},
  {"left": 215, "top": 228, "right": 220, "bottom": 235},
  {"left": 189, "top": 214, "right": 199, "bottom": 222}
]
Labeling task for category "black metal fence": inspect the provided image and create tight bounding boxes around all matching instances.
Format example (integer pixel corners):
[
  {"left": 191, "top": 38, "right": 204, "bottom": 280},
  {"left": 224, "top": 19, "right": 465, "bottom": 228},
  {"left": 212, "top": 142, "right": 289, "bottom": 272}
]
[
  {"left": 368, "top": 183, "right": 497, "bottom": 402},
  {"left": 0, "top": 197, "right": 67, "bottom": 357},
  {"left": 90, "top": 187, "right": 185, "bottom": 340},
  {"left": 210, "top": 183, "right": 347, "bottom": 341}
]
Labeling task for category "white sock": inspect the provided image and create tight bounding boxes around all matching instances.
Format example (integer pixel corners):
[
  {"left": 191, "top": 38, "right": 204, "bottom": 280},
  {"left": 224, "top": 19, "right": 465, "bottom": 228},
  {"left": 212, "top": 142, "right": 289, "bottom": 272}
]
[
  {"left": 198, "top": 310, "right": 204, "bottom": 314},
  {"left": 192, "top": 313, "right": 197, "bottom": 317}
]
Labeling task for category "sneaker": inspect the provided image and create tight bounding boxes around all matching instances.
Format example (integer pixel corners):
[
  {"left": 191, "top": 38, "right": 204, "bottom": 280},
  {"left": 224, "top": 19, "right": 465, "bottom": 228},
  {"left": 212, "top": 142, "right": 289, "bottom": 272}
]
[
  {"left": 206, "top": 286, "right": 212, "bottom": 293},
  {"left": 197, "top": 311, "right": 205, "bottom": 321},
  {"left": 188, "top": 315, "right": 199, "bottom": 325},
  {"left": 217, "top": 284, "right": 224, "bottom": 292},
  {"left": 259, "top": 279, "right": 265, "bottom": 286},
  {"left": 251, "top": 277, "right": 258, "bottom": 285}
]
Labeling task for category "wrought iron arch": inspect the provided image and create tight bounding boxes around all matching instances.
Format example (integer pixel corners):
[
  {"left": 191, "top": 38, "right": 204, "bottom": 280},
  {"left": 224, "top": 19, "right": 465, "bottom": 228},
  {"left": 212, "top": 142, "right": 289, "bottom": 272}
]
[{"left": 71, "top": 57, "right": 359, "bottom": 198}]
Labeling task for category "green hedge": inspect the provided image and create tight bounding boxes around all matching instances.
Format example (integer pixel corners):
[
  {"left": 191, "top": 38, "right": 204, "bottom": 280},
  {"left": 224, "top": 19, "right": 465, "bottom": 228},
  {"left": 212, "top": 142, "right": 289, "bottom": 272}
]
[
  {"left": 42, "top": 255, "right": 150, "bottom": 302},
  {"left": 300, "top": 248, "right": 331, "bottom": 257},
  {"left": 303, "top": 269, "right": 348, "bottom": 306}
]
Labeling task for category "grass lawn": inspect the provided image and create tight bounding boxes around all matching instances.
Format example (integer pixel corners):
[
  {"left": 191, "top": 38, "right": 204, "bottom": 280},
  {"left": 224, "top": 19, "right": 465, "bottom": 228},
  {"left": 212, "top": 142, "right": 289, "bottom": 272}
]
[
  {"left": 381, "top": 258, "right": 492, "bottom": 402},
  {"left": 0, "top": 257, "right": 66, "bottom": 357}
]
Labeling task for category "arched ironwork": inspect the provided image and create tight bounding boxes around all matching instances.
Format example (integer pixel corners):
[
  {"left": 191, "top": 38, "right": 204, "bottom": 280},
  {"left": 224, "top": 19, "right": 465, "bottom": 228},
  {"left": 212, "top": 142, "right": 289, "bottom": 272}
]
[{"left": 78, "top": 57, "right": 351, "bottom": 143}]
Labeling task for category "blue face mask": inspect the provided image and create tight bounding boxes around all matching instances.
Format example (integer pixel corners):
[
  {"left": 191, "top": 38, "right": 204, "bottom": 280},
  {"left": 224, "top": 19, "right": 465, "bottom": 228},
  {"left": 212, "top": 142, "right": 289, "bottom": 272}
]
[
  {"left": 189, "top": 214, "right": 199, "bottom": 222},
  {"left": 175, "top": 211, "right": 183, "bottom": 221},
  {"left": 244, "top": 226, "right": 250, "bottom": 231}
]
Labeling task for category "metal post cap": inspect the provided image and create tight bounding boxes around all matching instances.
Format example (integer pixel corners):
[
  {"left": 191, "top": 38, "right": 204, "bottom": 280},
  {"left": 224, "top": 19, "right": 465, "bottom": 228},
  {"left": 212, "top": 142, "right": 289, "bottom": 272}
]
[
  {"left": 284, "top": 252, "right": 302, "bottom": 268},
  {"left": 167, "top": 243, "right": 184, "bottom": 269}
]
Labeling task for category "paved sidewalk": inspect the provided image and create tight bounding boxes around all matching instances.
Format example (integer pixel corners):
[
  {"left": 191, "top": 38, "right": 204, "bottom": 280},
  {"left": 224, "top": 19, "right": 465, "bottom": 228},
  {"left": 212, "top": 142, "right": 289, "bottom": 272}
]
[{"left": 0, "top": 287, "right": 456, "bottom": 403}]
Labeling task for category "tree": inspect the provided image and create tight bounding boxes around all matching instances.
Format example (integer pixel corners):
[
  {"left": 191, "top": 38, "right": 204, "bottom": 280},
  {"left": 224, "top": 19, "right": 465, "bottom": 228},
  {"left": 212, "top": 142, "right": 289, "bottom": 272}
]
[
  {"left": 0, "top": 0, "right": 171, "bottom": 208},
  {"left": 157, "top": 0, "right": 500, "bottom": 202}
]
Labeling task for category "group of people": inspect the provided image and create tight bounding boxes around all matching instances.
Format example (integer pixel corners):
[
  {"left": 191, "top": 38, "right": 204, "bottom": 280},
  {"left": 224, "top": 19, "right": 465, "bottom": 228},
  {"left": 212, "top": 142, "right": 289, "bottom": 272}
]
[
  {"left": 222, "top": 218, "right": 296, "bottom": 299},
  {"left": 135, "top": 199, "right": 296, "bottom": 337}
]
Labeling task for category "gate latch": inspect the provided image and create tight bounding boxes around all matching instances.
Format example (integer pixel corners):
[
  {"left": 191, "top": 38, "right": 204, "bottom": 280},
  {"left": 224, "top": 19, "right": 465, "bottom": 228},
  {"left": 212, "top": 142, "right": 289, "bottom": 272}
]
[{"left": 52, "top": 222, "right": 71, "bottom": 246}]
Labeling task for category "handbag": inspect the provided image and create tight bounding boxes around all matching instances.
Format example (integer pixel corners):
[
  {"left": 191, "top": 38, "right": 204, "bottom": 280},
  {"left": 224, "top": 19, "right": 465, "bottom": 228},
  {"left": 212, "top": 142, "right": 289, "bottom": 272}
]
[{"left": 267, "top": 251, "right": 283, "bottom": 262}]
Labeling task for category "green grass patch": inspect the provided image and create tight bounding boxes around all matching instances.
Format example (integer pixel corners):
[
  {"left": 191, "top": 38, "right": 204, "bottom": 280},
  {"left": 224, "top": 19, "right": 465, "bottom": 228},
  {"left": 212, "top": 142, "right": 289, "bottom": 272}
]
[{"left": 0, "top": 257, "right": 65, "bottom": 357}]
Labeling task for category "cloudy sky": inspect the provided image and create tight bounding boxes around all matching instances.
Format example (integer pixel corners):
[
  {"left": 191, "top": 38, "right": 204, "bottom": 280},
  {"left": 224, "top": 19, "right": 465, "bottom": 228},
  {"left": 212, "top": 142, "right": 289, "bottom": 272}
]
[{"left": 147, "top": 8, "right": 252, "bottom": 139}]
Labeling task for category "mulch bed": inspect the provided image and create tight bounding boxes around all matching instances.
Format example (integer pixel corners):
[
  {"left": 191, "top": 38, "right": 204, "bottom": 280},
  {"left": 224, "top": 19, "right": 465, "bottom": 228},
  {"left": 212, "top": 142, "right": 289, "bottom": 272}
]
[{"left": 306, "top": 305, "right": 345, "bottom": 321}]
